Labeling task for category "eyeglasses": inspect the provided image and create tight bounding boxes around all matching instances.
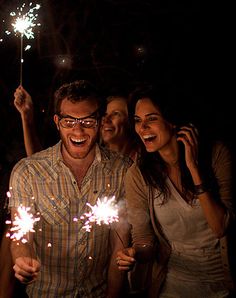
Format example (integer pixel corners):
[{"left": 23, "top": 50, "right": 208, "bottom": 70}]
[{"left": 58, "top": 110, "right": 99, "bottom": 129}]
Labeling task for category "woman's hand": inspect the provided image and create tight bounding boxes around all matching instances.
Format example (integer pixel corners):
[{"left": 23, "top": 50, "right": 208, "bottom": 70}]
[
  {"left": 176, "top": 123, "right": 199, "bottom": 172},
  {"left": 116, "top": 247, "right": 136, "bottom": 271},
  {"left": 14, "top": 85, "right": 33, "bottom": 117}
]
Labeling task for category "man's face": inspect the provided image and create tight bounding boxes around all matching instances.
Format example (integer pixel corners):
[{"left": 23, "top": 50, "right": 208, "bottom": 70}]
[{"left": 54, "top": 98, "right": 99, "bottom": 160}]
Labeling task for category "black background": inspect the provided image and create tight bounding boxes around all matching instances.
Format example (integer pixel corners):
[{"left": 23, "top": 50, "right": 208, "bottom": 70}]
[{"left": 0, "top": 0, "right": 235, "bottom": 212}]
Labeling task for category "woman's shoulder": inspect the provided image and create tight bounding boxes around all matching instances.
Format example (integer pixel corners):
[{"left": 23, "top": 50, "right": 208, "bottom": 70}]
[
  {"left": 127, "top": 160, "right": 140, "bottom": 173},
  {"left": 126, "top": 161, "right": 147, "bottom": 183}
]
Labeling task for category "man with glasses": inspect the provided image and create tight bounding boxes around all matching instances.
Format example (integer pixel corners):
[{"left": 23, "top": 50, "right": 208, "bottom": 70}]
[{"left": 8, "top": 80, "right": 132, "bottom": 297}]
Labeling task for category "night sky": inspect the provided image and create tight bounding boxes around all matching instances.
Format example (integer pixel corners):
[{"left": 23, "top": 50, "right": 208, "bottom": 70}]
[{"left": 0, "top": 1, "right": 234, "bottom": 221}]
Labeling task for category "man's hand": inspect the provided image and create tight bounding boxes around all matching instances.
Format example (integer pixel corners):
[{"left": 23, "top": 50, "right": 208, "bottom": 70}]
[{"left": 13, "top": 256, "right": 40, "bottom": 284}]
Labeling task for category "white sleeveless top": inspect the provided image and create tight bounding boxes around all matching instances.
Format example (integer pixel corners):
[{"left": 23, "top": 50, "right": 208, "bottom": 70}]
[{"left": 153, "top": 177, "right": 225, "bottom": 283}]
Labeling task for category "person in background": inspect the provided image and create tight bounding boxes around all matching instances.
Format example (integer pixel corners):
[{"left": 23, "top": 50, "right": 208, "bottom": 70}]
[
  {"left": 116, "top": 84, "right": 236, "bottom": 297},
  {"left": 101, "top": 91, "right": 138, "bottom": 161},
  {"left": 8, "top": 80, "right": 132, "bottom": 298},
  {"left": 0, "top": 87, "right": 33, "bottom": 298}
]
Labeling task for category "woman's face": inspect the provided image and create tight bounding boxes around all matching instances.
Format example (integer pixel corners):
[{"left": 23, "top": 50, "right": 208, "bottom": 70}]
[
  {"left": 101, "top": 97, "right": 129, "bottom": 145},
  {"left": 134, "top": 97, "right": 174, "bottom": 153}
]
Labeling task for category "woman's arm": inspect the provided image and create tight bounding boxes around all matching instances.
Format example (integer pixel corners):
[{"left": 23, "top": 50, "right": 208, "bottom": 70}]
[{"left": 14, "top": 86, "right": 43, "bottom": 156}]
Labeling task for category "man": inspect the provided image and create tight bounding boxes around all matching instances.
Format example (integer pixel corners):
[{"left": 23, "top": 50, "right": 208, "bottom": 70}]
[{"left": 9, "top": 80, "right": 131, "bottom": 297}]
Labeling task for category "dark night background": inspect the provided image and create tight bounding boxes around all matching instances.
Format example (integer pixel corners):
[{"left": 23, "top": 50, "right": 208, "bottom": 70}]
[{"left": 0, "top": 1, "right": 235, "bottom": 227}]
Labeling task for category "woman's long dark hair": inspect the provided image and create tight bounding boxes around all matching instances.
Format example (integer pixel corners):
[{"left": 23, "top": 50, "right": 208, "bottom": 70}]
[{"left": 128, "top": 83, "right": 217, "bottom": 204}]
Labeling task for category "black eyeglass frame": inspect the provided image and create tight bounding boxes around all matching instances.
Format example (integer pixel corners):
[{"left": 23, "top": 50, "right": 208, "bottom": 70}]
[{"left": 57, "top": 109, "right": 99, "bottom": 129}]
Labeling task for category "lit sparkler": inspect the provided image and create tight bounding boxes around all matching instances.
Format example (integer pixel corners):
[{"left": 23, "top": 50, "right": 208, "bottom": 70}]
[
  {"left": 80, "top": 196, "right": 119, "bottom": 232},
  {"left": 6, "top": 205, "right": 40, "bottom": 243},
  {"left": 5, "top": 2, "right": 41, "bottom": 85}
]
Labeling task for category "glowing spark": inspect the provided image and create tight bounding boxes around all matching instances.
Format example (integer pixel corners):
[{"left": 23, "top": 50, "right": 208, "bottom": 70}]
[
  {"left": 10, "top": 3, "right": 41, "bottom": 39},
  {"left": 6, "top": 205, "right": 40, "bottom": 243},
  {"left": 25, "top": 45, "right": 31, "bottom": 51},
  {"left": 80, "top": 196, "right": 119, "bottom": 232}
]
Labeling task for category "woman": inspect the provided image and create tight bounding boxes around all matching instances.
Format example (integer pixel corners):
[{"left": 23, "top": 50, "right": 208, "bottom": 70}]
[
  {"left": 116, "top": 84, "right": 235, "bottom": 297},
  {"left": 101, "top": 92, "right": 138, "bottom": 161}
]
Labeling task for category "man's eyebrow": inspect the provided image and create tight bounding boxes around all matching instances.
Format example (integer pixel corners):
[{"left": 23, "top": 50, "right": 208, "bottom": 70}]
[{"left": 59, "top": 109, "right": 98, "bottom": 120}]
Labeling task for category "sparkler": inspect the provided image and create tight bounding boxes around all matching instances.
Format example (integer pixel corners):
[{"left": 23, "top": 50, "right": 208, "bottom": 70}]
[
  {"left": 80, "top": 196, "right": 125, "bottom": 247},
  {"left": 80, "top": 196, "right": 119, "bottom": 232},
  {"left": 6, "top": 3, "right": 41, "bottom": 85},
  {"left": 6, "top": 205, "right": 40, "bottom": 244},
  {"left": 6, "top": 205, "right": 40, "bottom": 265}
]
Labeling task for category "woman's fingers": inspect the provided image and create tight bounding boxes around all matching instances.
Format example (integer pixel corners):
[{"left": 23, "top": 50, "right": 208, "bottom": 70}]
[{"left": 177, "top": 123, "right": 198, "bottom": 146}]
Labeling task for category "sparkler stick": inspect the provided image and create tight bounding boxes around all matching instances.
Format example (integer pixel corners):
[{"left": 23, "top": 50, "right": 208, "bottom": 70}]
[
  {"left": 9, "top": 3, "right": 41, "bottom": 85},
  {"left": 113, "top": 228, "right": 125, "bottom": 248},
  {"left": 20, "top": 34, "right": 23, "bottom": 85},
  {"left": 80, "top": 196, "right": 125, "bottom": 247}
]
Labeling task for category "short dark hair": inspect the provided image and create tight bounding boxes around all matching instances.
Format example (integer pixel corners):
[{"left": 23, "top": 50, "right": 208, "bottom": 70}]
[{"left": 54, "top": 80, "right": 105, "bottom": 116}]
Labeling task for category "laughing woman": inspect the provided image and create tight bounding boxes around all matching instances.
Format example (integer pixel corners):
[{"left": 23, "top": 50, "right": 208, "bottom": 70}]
[{"left": 116, "top": 84, "right": 236, "bottom": 297}]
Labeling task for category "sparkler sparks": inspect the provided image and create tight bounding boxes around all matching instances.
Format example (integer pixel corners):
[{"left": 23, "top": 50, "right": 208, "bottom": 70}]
[
  {"left": 1, "top": 2, "right": 41, "bottom": 84},
  {"left": 6, "top": 205, "right": 40, "bottom": 243},
  {"left": 10, "top": 3, "right": 41, "bottom": 39},
  {"left": 80, "top": 196, "right": 119, "bottom": 232}
]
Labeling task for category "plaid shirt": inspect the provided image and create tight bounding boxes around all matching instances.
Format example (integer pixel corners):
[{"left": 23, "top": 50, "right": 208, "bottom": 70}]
[{"left": 9, "top": 141, "right": 131, "bottom": 298}]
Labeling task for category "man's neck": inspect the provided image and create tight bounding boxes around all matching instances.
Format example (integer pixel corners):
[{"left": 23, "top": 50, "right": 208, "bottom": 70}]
[{"left": 61, "top": 145, "right": 96, "bottom": 187}]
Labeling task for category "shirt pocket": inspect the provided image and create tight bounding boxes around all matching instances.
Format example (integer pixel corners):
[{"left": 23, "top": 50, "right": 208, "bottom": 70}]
[{"left": 37, "top": 194, "right": 70, "bottom": 225}]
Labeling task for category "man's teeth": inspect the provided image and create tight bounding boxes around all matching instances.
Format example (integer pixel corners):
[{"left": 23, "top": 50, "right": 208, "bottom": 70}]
[{"left": 71, "top": 137, "right": 86, "bottom": 143}]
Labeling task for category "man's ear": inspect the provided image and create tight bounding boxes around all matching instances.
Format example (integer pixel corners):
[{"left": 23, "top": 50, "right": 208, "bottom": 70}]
[{"left": 54, "top": 114, "right": 60, "bottom": 130}]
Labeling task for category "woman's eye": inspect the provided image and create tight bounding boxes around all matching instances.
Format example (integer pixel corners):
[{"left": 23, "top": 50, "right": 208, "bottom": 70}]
[
  {"left": 111, "top": 111, "right": 121, "bottom": 117},
  {"left": 147, "top": 117, "right": 157, "bottom": 122}
]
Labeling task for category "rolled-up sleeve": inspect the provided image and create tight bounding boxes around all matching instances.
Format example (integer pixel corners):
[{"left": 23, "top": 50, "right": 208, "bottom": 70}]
[{"left": 125, "top": 163, "right": 155, "bottom": 245}]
